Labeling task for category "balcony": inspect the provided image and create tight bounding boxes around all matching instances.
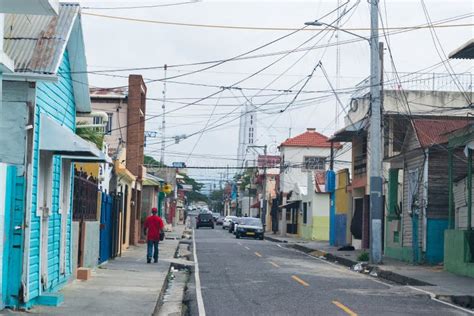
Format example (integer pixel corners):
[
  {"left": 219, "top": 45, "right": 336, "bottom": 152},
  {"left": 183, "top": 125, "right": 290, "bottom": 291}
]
[{"left": 354, "top": 155, "right": 367, "bottom": 177}]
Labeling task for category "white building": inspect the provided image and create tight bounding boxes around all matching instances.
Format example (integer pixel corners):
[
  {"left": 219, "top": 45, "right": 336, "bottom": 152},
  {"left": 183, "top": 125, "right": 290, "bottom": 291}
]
[{"left": 237, "top": 103, "right": 258, "bottom": 167}]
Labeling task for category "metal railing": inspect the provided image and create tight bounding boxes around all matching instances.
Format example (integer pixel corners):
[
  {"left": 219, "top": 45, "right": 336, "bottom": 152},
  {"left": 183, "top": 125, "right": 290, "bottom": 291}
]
[
  {"left": 73, "top": 171, "right": 99, "bottom": 221},
  {"left": 352, "top": 72, "right": 473, "bottom": 98}
]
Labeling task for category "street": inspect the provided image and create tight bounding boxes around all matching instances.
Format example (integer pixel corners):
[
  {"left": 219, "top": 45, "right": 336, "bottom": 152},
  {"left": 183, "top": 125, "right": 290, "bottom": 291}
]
[{"left": 194, "top": 228, "right": 469, "bottom": 316}]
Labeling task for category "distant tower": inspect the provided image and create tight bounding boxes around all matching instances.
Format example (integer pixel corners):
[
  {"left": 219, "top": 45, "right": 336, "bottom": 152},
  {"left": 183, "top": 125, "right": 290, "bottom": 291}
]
[{"left": 237, "top": 103, "right": 257, "bottom": 168}]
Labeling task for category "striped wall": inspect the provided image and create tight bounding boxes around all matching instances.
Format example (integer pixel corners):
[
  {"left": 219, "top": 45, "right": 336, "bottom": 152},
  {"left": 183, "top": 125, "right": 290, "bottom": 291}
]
[{"left": 26, "top": 49, "right": 75, "bottom": 302}]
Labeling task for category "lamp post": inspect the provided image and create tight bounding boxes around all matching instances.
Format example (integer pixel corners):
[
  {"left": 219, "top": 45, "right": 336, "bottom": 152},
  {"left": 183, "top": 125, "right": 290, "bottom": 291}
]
[{"left": 305, "top": 2, "right": 383, "bottom": 264}]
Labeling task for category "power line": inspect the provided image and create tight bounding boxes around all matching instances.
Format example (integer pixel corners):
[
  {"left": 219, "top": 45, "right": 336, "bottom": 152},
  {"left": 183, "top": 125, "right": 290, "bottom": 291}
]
[
  {"left": 82, "top": 12, "right": 474, "bottom": 32},
  {"left": 82, "top": 1, "right": 199, "bottom": 10}
]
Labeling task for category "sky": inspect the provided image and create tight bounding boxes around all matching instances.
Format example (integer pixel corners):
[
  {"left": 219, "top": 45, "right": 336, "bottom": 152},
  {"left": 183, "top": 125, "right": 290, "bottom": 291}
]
[{"left": 77, "top": 0, "right": 473, "bottom": 192}]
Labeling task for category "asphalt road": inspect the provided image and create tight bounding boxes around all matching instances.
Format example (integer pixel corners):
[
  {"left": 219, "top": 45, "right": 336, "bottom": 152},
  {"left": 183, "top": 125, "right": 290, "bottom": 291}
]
[{"left": 194, "top": 227, "right": 470, "bottom": 316}]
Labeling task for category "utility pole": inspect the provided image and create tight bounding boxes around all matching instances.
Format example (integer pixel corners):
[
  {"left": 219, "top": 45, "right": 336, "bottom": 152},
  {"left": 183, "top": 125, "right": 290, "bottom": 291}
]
[
  {"left": 369, "top": 0, "right": 383, "bottom": 264},
  {"left": 160, "top": 64, "right": 167, "bottom": 165},
  {"left": 335, "top": 0, "right": 341, "bottom": 130},
  {"left": 262, "top": 145, "right": 268, "bottom": 226}
]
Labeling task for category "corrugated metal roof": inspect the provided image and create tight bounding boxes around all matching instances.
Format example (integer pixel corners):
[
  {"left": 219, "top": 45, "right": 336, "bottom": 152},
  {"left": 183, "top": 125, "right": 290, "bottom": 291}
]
[
  {"left": 413, "top": 118, "right": 472, "bottom": 148},
  {"left": 90, "top": 87, "right": 128, "bottom": 99},
  {"left": 3, "top": 3, "right": 79, "bottom": 74},
  {"left": 449, "top": 39, "right": 474, "bottom": 60}
]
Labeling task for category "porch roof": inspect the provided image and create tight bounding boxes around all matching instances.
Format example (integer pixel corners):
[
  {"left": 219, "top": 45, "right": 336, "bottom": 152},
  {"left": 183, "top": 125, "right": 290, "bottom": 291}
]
[
  {"left": 329, "top": 118, "right": 367, "bottom": 142},
  {"left": 39, "top": 114, "right": 107, "bottom": 162}
]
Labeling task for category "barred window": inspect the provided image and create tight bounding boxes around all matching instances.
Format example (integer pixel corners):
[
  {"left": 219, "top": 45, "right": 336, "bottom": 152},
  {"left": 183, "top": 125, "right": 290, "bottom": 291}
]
[{"left": 303, "top": 156, "right": 325, "bottom": 170}]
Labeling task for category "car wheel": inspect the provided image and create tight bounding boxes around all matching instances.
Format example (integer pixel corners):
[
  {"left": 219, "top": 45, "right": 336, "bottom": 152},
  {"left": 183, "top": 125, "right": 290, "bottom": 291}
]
[
  {"left": 259, "top": 235, "right": 264, "bottom": 240},
  {"left": 212, "top": 226, "right": 215, "bottom": 229},
  {"left": 236, "top": 233, "right": 240, "bottom": 239},
  {"left": 196, "top": 226, "right": 199, "bottom": 229}
]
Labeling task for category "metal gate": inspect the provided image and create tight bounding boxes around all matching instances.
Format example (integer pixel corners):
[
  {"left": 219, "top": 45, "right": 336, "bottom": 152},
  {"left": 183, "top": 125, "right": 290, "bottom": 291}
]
[
  {"left": 110, "top": 192, "right": 122, "bottom": 259},
  {"left": 99, "top": 193, "right": 113, "bottom": 264}
]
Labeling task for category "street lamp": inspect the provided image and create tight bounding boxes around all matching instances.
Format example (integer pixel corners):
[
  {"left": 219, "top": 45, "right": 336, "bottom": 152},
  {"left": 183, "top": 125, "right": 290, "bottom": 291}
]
[
  {"left": 305, "top": 11, "right": 383, "bottom": 264},
  {"left": 304, "top": 20, "right": 369, "bottom": 42}
]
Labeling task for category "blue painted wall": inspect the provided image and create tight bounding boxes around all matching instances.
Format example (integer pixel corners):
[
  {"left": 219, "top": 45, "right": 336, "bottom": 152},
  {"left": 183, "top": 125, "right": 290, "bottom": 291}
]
[
  {"left": 26, "top": 49, "right": 76, "bottom": 303},
  {"left": 426, "top": 218, "right": 449, "bottom": 264},
  {"left": 334, "top": 214, "right": 347, "bottom": 246}
]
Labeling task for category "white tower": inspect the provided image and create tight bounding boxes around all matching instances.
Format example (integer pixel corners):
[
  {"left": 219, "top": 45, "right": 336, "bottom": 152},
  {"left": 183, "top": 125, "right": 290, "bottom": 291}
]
[{"left": 237, "top": 103, "right": 257, "bottom": 168}]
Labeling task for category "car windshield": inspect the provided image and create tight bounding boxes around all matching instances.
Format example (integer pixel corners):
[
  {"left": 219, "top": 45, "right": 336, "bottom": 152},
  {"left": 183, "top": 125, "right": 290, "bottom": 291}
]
[
  {"left": 241, "top": 218, "right": 262, "bottom": 227},
  {"left": 200, "top": 214, "right": 212, "bottom": 219}
]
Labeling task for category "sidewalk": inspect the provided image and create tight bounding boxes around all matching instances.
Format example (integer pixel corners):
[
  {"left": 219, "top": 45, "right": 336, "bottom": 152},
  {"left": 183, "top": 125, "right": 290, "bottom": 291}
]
[
  {"left": 28, "top": 225, "right": 186, "bottom": 316},
  {"left": 265, "top": 234, "right": 474, "bottom": 307}
]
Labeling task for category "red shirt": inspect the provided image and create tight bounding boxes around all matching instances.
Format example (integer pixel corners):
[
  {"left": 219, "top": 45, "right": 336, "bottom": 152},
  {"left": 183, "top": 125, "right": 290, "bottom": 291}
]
[{"left": 144, "top": 215, "right": 164, "bottom": 241}]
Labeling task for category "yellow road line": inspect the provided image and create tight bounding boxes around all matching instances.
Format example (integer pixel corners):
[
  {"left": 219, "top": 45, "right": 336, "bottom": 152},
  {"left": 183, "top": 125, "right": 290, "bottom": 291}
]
[
  {"left": 254, "top": 252, "right": 262, "bottom": 257},
  {"left": 291, "top": 275, "right": 309, "bottom": 287},
  {"left": 269, "top": 261, "right": 280, "bottom": 268},
  {"left": 332, "top": 301, "right": 358, "bottom": 316}
]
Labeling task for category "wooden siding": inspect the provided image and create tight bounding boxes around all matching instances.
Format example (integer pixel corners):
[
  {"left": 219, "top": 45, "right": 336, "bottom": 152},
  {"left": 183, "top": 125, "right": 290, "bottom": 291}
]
[
  {"left": 401, "top": 153, "right": 425, "bottom": 248},
  {"left": 427, "top": 147, "right": 468, "bottom": 219},
  {"left": 27, "top": 50, "right": 75, "bottom": 300}
]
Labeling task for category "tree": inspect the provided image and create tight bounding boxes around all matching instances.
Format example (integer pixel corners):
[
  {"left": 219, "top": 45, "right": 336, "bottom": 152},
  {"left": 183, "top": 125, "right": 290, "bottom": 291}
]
[{"left": 76, "top": 122, "right": 104, "bottom": 149}]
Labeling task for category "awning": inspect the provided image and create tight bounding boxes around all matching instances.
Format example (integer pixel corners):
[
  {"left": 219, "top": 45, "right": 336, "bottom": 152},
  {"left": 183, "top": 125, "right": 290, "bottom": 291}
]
[
  {"left": 39, "top": 114, "right": 106, "bottom": 161},
  {"left": 61, "top": 153, "right": 112, "bottom": 164},
  {"left": 329, "top": 118, "right": 367, "bottom": 142},
  {"left": 449, "top": 39, "right": 474, "bottom": 60},
  {"left": 278, "top": 200, "right": 300, "bottom": 209}
]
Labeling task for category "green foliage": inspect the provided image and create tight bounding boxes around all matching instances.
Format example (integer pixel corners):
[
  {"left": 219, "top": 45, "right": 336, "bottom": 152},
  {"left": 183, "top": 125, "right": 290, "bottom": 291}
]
[
  {"left": 144, "top": 155, "right": 165, "bottom": 168},
  {"left": 76, "top": 121, "right": 104, "bottom": 149},
  {"left": 179, "top": 173, "right": 207, "bottom": 203},
  {"left": 357, "top": 251, "right": 369, "bottom": 262},
  {"left": 209, "top": 189, "right": 224, "bottom": 212},
  {"left": 234, "top": 168, "right": 255, "bottom": 190}
]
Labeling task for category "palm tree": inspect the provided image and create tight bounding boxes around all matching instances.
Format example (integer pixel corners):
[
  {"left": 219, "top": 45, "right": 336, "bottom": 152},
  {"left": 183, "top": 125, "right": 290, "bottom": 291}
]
[{"left": 76, "top": 121, "right": 104, "bottom": 150}]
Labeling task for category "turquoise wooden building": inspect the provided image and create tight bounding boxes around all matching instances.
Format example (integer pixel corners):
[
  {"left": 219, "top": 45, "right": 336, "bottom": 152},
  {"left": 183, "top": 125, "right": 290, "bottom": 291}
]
[{"left": 0, "top": 4, "right": 105, "bottom": 309}]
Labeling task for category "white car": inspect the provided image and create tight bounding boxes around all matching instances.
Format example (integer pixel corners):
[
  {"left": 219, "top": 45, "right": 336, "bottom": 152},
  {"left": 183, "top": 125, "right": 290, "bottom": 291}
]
[{"left": 223, "top": 216, "right": 237, "bottom": 229}]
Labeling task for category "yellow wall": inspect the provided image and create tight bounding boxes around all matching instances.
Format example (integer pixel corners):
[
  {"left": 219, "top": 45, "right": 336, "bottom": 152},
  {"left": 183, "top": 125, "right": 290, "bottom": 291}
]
[{"left": 75, "top": 162, "right": 100, "bottom": 178}]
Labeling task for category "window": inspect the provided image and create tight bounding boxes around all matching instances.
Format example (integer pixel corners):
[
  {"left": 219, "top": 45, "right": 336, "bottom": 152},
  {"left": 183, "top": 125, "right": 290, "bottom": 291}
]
[
  {"left": 106, "top": 113, "right": 113, "bottom": 135},
  {"left": 303, "top": 156, "right": 326, "bottom": 170},
  {"left": 303, "top": 202, "right": 308, "bottom": 224}
]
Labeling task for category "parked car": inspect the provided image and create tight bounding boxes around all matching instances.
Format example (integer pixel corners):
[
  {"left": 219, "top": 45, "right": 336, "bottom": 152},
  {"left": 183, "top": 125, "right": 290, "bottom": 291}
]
[
  {"left": 235, "top": 218, "right": 264, "bottom": 240},
  {"left": 196, "top": 213, "right": 214, "bottom": 229},
  {"left": 229, "top": 217, "right": 242, "bottom": 234},
  {"left": 216, "top": 216, "right": 225, "bottom": 225},
  {"left": 223, "top": 216, "right": 237, "bottom": 229}
]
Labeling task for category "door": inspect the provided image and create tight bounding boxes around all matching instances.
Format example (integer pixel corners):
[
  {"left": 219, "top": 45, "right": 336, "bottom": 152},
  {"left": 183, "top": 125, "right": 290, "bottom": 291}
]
[
  {"left": 37, "top": 152, "right": 53, "bottom": 291},
  {"left": 2, "top": 166, "right": 26, "bottom": 307},
  {"left": 99, "top": 193, "right": 112, "bottom": 264}
]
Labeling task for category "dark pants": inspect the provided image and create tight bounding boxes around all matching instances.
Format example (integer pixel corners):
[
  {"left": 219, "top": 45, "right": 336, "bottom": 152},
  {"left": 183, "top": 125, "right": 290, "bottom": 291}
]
[{"left": 147, "top": 240, "right": 159, "bottom": 262}]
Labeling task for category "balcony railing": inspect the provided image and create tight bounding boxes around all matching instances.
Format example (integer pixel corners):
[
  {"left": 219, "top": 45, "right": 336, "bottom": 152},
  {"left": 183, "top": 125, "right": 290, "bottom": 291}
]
[{"left": 354, "top": 155, "right": 367, "bottom": 177}]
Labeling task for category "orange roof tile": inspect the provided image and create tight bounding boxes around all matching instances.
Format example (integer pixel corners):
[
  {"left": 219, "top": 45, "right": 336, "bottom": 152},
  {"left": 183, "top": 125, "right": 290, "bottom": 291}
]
[{"left": 281, "top": 128, "right": 340, "bottom": 148}]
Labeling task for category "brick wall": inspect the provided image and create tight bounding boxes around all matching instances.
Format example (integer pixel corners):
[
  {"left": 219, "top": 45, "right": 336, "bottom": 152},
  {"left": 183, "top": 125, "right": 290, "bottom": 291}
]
[
  {"left": 126, "top": 75, "right": 147, "bottom": 180},
  {"left": 126, "top": 75, "right": 147, "bottom": 245}
]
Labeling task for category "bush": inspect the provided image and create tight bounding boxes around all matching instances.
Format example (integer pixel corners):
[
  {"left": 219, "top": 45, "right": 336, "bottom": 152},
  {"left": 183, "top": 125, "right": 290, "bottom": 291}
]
[{"left": 357, "top": 251, "right": 369, "bottom": 262}]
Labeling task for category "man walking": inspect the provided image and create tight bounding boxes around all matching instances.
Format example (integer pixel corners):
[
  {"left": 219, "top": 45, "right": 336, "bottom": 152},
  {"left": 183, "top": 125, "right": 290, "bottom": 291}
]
[{"left": 144, "top": 207, "right": 164, "bottom": 263}]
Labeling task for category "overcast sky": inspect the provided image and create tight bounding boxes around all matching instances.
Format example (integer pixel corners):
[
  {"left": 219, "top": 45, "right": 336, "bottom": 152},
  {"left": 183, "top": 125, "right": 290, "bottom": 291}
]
[{"left": 78, "top": 0, "right": 473, "bottom": 191}]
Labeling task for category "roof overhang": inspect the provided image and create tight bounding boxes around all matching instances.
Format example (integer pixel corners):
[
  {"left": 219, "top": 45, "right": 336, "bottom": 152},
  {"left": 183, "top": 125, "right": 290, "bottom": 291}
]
[
  {"left": 329, "top": 118, "right": 367, "bottom": 142},
  {"left": 67, "top": 12, "right": 91, "bottom": 113},
  {"left": 278, "top": 200, "right": 301, "bottom": 209},
  {"left": 39, "top": 114, "right": 105, "bottom": 161},
  {"left": 449, "top": 39, "right": 474, "bottom": 60}
]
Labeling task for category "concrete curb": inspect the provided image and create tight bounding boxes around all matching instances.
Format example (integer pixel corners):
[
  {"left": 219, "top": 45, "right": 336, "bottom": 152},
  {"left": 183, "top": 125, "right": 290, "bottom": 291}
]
[{"left": 264, "top": 235, "right": 288, "bottom": 243}]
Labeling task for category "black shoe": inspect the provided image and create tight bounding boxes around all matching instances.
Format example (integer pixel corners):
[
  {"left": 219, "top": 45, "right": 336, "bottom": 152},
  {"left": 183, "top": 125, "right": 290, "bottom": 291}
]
[
  {"left": 154, "top": 259, "right": 158, "bottom": 263},
  {"left": 147, "top": 258, "right": 151, "bottom": 264}
]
